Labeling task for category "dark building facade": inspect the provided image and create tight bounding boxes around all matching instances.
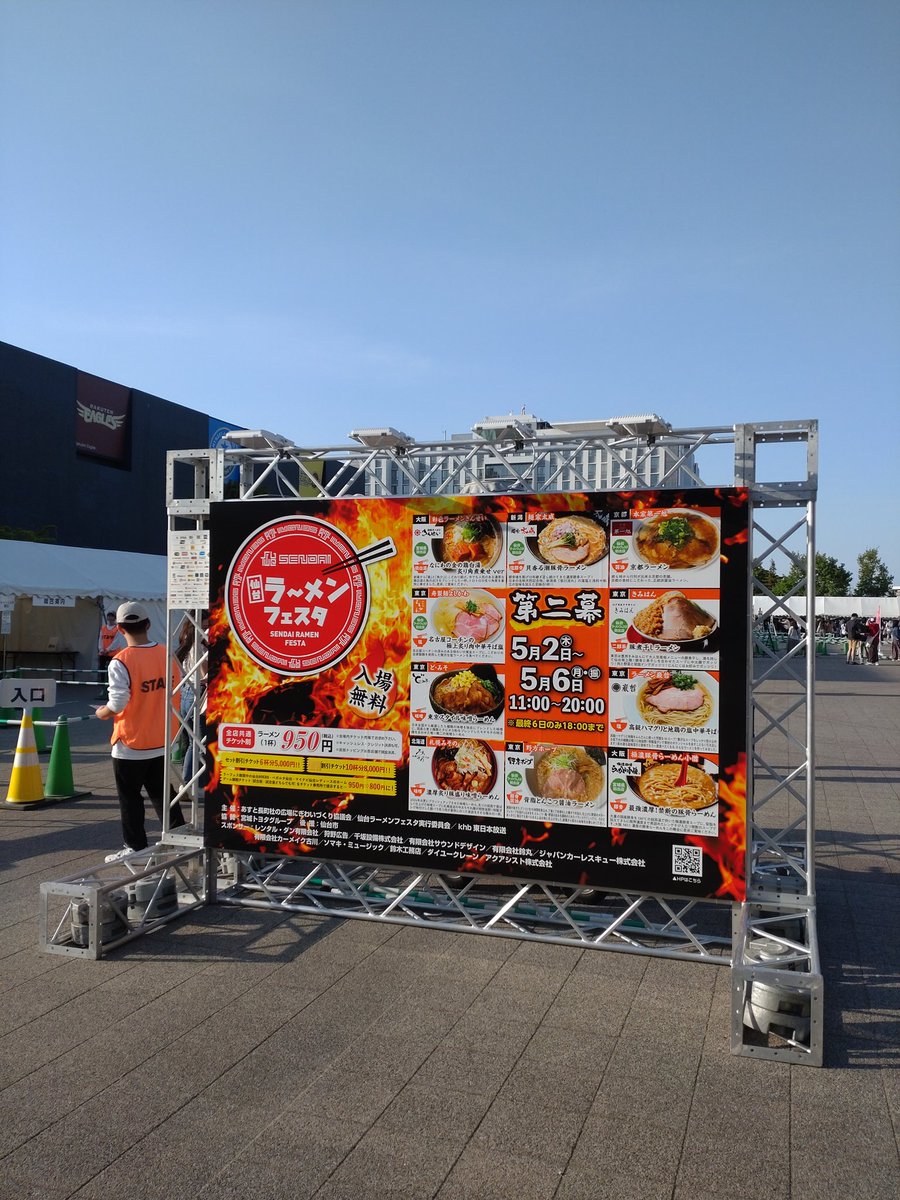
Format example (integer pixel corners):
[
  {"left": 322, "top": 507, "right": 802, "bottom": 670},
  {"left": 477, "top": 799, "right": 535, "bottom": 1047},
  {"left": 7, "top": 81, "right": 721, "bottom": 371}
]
[{"left": 0, "top": 341, "right": 239, "bottom": 556}]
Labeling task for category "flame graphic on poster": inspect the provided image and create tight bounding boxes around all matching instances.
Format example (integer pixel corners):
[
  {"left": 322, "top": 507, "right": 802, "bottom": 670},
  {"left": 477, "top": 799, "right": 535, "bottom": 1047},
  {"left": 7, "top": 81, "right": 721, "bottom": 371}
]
[
  {"left": 207, "top": 498, "right": 413, "bottom": 825},
  {"left": 688, "top": 753, "right": 747, "bottom": 900}
]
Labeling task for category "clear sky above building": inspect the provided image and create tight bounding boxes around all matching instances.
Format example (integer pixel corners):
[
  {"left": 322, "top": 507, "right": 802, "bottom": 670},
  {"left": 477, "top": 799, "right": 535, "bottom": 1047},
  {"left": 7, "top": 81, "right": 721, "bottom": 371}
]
[{"left": 1, "top": 1, "right": 897, "bottom": 581}]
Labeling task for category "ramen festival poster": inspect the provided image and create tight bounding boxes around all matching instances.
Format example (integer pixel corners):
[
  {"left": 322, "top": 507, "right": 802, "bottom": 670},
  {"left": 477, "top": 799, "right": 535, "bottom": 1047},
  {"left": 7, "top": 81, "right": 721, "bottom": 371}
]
[{"left": 204, "top": 488, "right": 749, "bottom": 901}]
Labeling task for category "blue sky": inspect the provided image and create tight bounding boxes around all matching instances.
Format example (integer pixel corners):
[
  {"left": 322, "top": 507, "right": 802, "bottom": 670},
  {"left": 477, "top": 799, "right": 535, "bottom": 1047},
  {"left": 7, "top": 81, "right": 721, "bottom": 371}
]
[{"left": 2, "top": 1, "right": 898, "bottom": 582}]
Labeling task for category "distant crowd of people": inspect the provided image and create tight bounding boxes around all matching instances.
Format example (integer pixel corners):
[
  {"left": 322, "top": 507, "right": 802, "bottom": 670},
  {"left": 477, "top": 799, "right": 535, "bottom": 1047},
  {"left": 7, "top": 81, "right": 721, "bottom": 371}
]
[
  {"left": 826, "top": 614, "right": 899, "bottom": 664},
  {"left": 754, "top": 613, "right": 900, "bottom": 664}
]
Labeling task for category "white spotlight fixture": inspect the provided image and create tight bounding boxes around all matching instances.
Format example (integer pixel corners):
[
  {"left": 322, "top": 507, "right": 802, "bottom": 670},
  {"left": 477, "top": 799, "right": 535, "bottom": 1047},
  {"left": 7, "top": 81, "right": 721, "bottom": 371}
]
[{"left": 349, "top": 427, "right": 414, "bottom": 449}]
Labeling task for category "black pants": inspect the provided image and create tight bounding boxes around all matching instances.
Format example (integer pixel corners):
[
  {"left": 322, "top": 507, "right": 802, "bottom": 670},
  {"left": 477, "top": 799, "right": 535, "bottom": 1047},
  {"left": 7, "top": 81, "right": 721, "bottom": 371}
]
[{"left": 112, "top": 756, "right": 186, "bottom": 851}]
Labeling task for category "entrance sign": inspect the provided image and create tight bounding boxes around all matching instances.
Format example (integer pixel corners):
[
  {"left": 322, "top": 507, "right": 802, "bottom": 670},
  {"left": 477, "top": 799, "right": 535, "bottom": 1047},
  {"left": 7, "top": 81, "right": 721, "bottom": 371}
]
[
  {"left": 205, "top": 488, "right": 749, "bottom": 901},
  {"left": 0, "top": 677, "right": 57, "bottom": 707}
]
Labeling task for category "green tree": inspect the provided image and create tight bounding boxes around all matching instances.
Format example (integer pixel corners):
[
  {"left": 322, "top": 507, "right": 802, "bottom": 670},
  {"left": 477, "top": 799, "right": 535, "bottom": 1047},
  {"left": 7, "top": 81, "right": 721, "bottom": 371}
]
[
  {"left": 753, "top": 558, "right": 782, "bottom": 595},
  {"left": 0, "top": 524, "right": 56, "bottom": 543},
  {"left": 814, "top": 554, "right": 852, "bottom": 596},
  {"left": 772, "top": 552, "right": 852, "bottom": 597},
  {"left": 855, "top": 548, "right": 894, "bottom": 597},
  {"left": 772, "top": 556, "right": 805, "bottom": 596}
]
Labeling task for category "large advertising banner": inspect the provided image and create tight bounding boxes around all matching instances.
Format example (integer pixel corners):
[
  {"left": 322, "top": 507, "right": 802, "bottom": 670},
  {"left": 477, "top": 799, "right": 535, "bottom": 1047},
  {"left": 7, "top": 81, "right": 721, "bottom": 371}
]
[
  {"left": 204, "top": 488, "right": 749, "bottom": 900},
  {"left": 75, "top": 371, "right": 132, "bottom": 463}
]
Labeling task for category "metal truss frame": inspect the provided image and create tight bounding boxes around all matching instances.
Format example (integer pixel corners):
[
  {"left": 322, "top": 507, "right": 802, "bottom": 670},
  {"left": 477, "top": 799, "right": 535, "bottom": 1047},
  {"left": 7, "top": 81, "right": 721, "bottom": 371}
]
[
  {"left": 40, "top": 419, "right": 821, "bottom": 1063},
  {"left": 40, "top": 846, "right": 207, "bottom": 959},
  {"left": 218, "top": 855, "right": 732, "bottom": 963}
]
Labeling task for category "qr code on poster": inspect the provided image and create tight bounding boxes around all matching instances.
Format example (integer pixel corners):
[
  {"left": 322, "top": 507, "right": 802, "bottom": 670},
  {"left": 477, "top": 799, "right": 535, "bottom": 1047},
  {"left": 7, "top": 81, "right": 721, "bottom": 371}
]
[{"left": 672, "top": 845, "right": 703, "bottom": 877}]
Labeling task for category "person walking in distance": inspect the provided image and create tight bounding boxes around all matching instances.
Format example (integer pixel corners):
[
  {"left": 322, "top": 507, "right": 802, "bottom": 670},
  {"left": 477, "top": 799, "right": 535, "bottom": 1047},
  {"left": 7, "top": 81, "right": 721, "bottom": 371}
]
[
  {"left": 95, "top": 610, "right": 126, "bottom": 698},
  {"left": 846, "top": 613, "right": 863, "bottom": 664},
  {"left": 95, "top": 601, "right": 186, "bottom": 861},
  {"left": 865, "top": 615, "right": 881, "bottom": 665},
  {"left": 891, "top": 620, "right": 900, "bottom": 662},
  {"left": 98, "top": 610, "right": 125, "bottom": 673}
]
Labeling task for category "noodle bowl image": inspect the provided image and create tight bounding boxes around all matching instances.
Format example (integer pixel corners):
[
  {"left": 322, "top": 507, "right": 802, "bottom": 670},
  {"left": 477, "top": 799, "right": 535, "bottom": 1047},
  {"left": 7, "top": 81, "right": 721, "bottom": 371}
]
[
  {"left": 431, "top": 589, "right": 504, "bottom": 644},
  {"left": 434, "top": 516, "right": 502, "bottom": 568},
  {"left": 634, "top": 510, "right": 719, "bottom": 570},
  {"left": 528, "top": 746, "right": 604, "bottom": 804},
  {"left": 630, "top": 760, "right": 718, "bottom": 810},
  {"left": 430, "top": 667, "right": 504, "bottom": 718},
  {"left": 632, "top": 591, "right": 717, "bottom": 644},
  {"left": 636, "top": 672, "right": 715, "bottom": 728},
  {"left": 533, "top": 515, "right": 607, "bottom": 567},
  {"left": 431, "top": 739, "right": 496, "bottom": 794}
]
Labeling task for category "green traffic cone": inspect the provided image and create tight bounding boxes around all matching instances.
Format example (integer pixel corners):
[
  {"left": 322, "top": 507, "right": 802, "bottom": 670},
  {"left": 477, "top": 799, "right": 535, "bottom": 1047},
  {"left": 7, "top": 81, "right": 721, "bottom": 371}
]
[
  {"left": 44, "top": 716, "right": 91, "bottom": 801},
  {"left": 32, "top": 708, "right": 48, "bottom": 755}
]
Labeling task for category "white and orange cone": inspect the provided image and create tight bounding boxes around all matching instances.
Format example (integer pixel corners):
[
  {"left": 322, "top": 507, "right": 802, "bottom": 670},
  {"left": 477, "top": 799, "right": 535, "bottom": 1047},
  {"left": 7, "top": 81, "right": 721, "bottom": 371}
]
[{"left": 5, "top": 710, "right": 45, "bottom": 806}]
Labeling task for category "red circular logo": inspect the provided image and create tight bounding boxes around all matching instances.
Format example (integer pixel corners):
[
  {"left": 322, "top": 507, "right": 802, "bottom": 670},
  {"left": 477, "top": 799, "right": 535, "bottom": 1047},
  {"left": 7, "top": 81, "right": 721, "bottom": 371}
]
[{"left": 226, "top": 517, "right": 370, "bottom": 676}]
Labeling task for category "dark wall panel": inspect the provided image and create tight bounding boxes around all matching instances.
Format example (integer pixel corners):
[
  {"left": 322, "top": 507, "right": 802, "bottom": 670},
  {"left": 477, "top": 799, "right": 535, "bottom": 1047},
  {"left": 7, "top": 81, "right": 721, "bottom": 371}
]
[{"left": 0, "top": 342, "right": 226, "bottom": 555}]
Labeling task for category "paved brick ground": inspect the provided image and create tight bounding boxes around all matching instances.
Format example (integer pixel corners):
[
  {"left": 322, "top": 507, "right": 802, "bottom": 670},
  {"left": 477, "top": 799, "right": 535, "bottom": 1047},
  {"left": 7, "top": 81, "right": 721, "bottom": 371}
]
[{"left": 0, "top": 660, "right": 897, "bottom": 1200}]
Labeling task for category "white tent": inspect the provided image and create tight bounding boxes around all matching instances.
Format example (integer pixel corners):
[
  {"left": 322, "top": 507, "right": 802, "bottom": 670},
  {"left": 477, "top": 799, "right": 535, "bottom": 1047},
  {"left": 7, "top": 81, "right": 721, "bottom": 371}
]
[
  {"left": 0, "top": 541, "right": 169, "bottom": 672},
  {"left": 753, "top": 595, "right": 900, "bottom": 620}
]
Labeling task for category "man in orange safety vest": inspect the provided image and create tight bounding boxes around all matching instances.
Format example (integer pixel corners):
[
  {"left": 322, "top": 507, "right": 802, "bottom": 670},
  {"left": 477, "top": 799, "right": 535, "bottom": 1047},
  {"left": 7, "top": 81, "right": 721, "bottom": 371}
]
[
  {"left": 97, "top": 610, "right": 125, "bottom": 673},
  {"left": 95, "top": 601, "right": 186, "bottom": 861}
]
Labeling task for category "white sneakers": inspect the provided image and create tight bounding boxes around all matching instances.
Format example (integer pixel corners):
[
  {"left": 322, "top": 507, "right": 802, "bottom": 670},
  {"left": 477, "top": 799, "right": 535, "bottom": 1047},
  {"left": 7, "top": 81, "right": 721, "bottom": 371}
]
[{"left": 104, "top": 846, "right": 135, "bottom": 863}]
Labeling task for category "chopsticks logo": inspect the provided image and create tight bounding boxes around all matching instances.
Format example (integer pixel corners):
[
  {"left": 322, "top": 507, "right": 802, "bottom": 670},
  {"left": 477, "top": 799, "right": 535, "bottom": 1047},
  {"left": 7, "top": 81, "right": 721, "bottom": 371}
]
[{"left": 226, "top": 516, "right": 396, "bottom": 676}]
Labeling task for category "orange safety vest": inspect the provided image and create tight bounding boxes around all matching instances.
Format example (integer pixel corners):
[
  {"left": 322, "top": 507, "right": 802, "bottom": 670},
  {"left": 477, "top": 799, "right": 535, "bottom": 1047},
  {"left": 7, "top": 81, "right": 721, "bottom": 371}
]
[
  {"left": 99, "top": 624, "right": 119, "bottom": 653},
  {"left": 111, "top": 643, "right": 180, "bottom": 751}
]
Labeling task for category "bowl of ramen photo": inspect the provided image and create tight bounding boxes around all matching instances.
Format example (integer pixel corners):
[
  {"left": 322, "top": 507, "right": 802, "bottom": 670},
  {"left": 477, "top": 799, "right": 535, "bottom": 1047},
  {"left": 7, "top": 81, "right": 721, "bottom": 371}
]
[
  {"left": 433, "top": 515, "right": 502, "bottom": 569},
  {"left": 631, "top": 591, "right": 717, "bottom": 646},
  {"left": 431, "top": 739, "right": 497, "bottom": 794},
  {"left": 628, "top": 757, "right": 718, "bottom": 810},
  {"left": 526, "top": 745, "right": 605, "bottom": 804},
  {"left": 530, "top": 514, "right": 607, "bottom": 567},
  {"left": 636, "top": 672, "right": 715, "bottom": 728},
  {"left": 633, "top": 509, "right": 719, "bottom": 570},
  {"left": 431, "top": 589, "right": 504, "bottom": 644},
  {"left": 430, "top": 666, "right": 504, "bottom": 719}
]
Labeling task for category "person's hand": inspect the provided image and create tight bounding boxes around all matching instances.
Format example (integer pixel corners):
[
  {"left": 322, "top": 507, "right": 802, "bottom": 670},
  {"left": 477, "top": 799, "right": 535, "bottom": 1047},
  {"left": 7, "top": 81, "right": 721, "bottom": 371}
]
[{"left": 94, "top": 704, "right": 112, "bottom": 720}]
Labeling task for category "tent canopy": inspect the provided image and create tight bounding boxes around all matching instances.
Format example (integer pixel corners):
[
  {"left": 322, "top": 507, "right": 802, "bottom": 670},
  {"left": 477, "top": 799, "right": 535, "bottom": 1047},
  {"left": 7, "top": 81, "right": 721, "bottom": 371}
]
[
  {"left": 0, "top": 542, "right": 169, "bottom": 670},
  {"left": 0, "top": 540, "right": 166, "bottom": 603},
  {"left": 753, "top": 595, "right": 900, "bottom": 619}
]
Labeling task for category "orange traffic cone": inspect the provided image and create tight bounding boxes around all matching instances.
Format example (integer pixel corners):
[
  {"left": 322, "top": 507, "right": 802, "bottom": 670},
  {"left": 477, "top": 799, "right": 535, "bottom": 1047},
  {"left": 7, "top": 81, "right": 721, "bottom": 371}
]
[
  {"left": 44, "top": 716, "right": 91, "bottom": 802},
  {"left": 5, "top": 711, "right": 46, "bottom": 807}
]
